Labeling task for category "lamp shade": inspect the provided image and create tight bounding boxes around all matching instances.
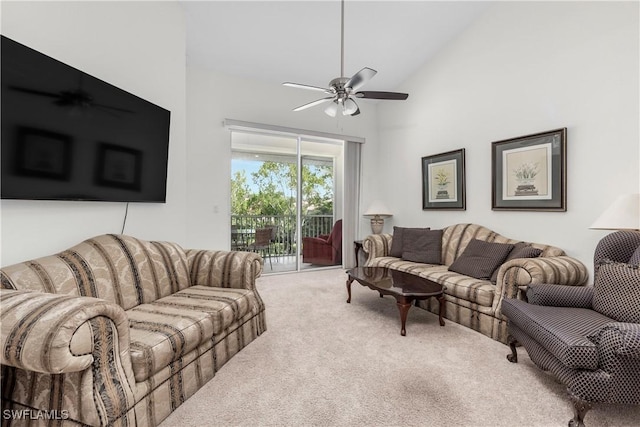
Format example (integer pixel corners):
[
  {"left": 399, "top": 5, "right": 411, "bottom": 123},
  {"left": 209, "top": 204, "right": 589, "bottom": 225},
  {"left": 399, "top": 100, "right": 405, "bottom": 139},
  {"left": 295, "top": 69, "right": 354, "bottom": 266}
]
[
  {"left": 590, "top": 193, "right": 640, "bottom": 230},
  {"left": 324, "top": 101, "right": 338, "bottom": 118},
  {"left": 342, "top": 98, "right": 358, "bottom": 115},
  {"left": 363, "top": 200, "right": 392, "bottom": 217}
]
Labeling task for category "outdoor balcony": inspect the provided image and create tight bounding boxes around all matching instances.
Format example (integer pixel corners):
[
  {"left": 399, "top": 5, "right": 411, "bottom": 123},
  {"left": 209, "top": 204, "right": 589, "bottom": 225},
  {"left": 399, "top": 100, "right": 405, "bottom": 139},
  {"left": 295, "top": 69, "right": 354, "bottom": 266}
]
[{"left": 231, "top": 214, "right": 338, "bottom": 272}]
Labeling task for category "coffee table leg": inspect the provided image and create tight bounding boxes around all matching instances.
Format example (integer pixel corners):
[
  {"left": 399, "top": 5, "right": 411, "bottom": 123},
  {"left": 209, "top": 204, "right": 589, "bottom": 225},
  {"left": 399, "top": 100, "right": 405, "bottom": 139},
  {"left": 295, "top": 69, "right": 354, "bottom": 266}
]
[
  {"left": 396, "top": 297, "right": 412, "bottom": 336},
  {"left": 438, "top": 294, "right": 446, "bottom": 326},
  {"left": 346, "top": 277, "right": 353, "bottom": 303}
]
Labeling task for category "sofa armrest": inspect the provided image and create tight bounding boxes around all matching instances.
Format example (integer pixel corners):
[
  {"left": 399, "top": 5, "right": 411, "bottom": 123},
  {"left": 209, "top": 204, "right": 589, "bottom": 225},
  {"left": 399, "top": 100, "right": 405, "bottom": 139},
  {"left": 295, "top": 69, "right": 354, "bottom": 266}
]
[
  {"left": 1, "top": 289, "right": 132, "bottom": 374},
  {"left": 590, "top": 323, "right": 640, "bottom": 361},
  {"left": 526, "top": 284, "right": 594, "bottom": 308},
  {"left": 494, "top": 256, "right": 589, "bottom": 315},
  {"left": 362, "top": 233, "right": 393, "bottom": 266},
  {"left": 186, "top": 249, "right": 263, "bottom": 290},
  {"left": 302, "top": 236, "right": 330, "bottom": 245},
  {"left": 1, "top": 289, "right": 137, "bottom": 425}
]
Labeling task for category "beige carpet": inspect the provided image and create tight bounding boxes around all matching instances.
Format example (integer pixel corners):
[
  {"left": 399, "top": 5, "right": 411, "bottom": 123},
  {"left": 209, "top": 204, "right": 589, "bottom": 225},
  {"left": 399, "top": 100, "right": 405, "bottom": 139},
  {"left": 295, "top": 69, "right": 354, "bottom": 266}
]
[{"left": 161, "top": 268, "right": 639, "bottom": 427}]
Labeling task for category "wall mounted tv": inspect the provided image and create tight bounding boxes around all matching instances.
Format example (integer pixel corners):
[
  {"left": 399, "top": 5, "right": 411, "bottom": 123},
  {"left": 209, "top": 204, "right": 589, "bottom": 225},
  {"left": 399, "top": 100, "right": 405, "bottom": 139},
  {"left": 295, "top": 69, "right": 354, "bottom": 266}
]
[{"left": 1, "top": 35, "right": 171, "bottom": 203}]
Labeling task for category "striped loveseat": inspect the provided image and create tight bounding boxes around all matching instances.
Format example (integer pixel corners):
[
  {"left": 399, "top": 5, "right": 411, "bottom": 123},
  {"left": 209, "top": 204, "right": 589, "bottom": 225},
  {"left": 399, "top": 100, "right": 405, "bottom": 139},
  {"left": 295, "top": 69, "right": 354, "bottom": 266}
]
[
  {"left": 363, "top": 223, "right": 588, "bottom": 344},
  {"left": 0, "top": 234, "right": 266, "bottom": 426}
]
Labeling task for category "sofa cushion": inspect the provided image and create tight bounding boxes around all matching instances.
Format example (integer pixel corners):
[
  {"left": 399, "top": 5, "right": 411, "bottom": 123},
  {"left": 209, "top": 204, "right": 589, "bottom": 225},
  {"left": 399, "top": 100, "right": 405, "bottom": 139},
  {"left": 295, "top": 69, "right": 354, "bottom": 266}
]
[
  {"left": 502, "top": 298, "right": 613, "bottom": 370},
  {"left": 390, "top": 227, "right": 430, "bottom": 258},
  {"left": 448, "top": 239, "right": 514, "bottom": 280},
  {"left": 401, "top": 229, "right": 442, "bottom": 264},
  {"left": 366, "top": 258, "right": 495, "bottom": 306},
  {"left": 127, "top": 285, "right": 259, "bottom": 382},
  {"left": 0, "top": 234, "right": 192, "bottom": 311},
  {"left": 592, "top": 261, "right": 640, "bottom": 323},
  {"left": 422, "top": 269, "right": 496, "bottom": 307},
  {"left": 490, "top": 243, "right": 543, "bottom": 283}
]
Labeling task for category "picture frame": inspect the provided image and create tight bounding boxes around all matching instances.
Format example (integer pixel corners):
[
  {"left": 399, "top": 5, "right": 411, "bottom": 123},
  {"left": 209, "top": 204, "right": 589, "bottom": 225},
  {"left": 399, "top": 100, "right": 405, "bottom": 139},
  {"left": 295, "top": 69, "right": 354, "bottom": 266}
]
[
  {"left": 422, "top": 148, "right": 466, "bottom": 210},
  {"left": 17, "top": 127, "right": 72, "bottom": 180},
  {"left": 491, "top": 128, "right": 566, "bottom": 211},
  {"left": 96, "top": 143, "right": 142, "bottom": 191}
]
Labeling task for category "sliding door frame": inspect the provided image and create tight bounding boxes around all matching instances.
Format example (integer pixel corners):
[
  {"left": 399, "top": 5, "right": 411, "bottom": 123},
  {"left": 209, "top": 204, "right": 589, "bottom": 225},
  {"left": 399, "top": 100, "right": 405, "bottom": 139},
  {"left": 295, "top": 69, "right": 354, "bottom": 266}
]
[{"left": 225, "top": 119, "right": 364, "bottom": 270}]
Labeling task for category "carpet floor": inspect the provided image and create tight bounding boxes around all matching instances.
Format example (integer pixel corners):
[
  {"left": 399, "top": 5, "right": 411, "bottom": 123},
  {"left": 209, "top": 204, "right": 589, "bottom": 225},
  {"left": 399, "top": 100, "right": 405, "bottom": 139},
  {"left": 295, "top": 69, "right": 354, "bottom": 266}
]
[{"left": 161, "top": 268, "right": 640, "bottom": 427}]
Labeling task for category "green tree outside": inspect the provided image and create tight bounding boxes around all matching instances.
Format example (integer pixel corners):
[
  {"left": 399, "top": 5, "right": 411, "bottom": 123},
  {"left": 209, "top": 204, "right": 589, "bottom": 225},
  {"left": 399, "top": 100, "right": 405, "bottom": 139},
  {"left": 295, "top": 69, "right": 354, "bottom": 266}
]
[{"left": 231, "top": 161, "right": 334, "bottom": 217}]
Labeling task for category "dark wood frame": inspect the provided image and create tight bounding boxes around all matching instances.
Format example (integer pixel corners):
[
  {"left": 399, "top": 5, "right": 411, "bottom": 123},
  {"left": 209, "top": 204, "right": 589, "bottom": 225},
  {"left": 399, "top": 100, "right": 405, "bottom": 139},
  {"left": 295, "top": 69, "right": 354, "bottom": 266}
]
[
  {"left": 95, "top": 143, "right": 142, "bottom": 191},
  {"left": 492, "top": 128, "right": 567, "bottom": 211},
  {"left": 422, "top": 148, "right": 466, "bottom": 210}
]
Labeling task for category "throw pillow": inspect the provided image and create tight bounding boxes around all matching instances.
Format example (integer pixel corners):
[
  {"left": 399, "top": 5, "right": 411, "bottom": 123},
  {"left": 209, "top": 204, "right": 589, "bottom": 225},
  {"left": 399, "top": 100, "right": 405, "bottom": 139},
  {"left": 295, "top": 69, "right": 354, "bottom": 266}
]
[
  {"left": 448, "top": 239, "right": 514, "bottom": 280},
  {"left": 490, "top": 243, "right": 543, "bottom": 283},
  {"left": 401, "top": 229, "right": 443, "bottom": 264},
  {"left": 592, "top": 260, "right": 640, "bottom": 323},
  {"left": 390, "top": 226, "right": 430, "bottom": 258}
]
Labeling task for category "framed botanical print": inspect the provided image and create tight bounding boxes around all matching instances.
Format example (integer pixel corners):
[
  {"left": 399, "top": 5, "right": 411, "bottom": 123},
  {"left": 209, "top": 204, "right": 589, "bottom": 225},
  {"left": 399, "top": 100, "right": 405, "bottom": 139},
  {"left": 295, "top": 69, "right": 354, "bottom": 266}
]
[
  {"left": 491, "top": 128, "right": 566, "bottom": 211},
  {"left": 422, "top": 148, "right": 466, "bottom": 210}
]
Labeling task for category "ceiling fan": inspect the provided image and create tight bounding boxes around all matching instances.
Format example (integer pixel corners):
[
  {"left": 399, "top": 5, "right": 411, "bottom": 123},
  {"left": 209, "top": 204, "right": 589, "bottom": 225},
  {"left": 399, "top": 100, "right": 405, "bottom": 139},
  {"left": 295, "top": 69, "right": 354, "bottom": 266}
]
[
  {"left": 283, "top": 0, "right": 408, "bottom": 117},
  {"left": 10, "top": 74, "right": 134, "bottom": 116}
]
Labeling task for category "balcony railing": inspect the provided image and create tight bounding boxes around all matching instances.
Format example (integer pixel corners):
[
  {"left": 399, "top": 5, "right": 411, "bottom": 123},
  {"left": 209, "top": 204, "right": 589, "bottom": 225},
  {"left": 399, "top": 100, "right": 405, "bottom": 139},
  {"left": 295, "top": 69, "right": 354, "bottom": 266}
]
[{"left": 231, "top": 214, "right": 334, "bottom": 256}]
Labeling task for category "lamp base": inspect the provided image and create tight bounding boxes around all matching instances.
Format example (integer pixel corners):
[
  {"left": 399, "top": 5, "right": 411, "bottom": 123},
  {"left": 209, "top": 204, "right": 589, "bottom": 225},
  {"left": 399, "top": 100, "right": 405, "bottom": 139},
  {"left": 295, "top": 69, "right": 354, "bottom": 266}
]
[{"left": 370, "top": 217, "right": 384, "bottom": 234}]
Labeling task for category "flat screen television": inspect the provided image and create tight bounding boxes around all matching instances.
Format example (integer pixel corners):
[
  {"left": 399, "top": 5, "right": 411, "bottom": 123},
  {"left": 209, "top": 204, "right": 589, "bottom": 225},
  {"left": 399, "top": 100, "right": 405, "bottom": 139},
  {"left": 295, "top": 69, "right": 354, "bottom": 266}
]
[{"left": 1, "top": 35, "right": 171, "bottom": 202}]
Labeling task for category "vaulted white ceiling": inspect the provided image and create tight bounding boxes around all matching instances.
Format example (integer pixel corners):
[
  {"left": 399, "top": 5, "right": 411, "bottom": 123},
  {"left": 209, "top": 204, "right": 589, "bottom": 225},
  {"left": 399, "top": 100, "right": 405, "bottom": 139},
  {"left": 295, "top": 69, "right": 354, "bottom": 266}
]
[{"left": 181, "top": 1, "right": 490, "bottom": 92}]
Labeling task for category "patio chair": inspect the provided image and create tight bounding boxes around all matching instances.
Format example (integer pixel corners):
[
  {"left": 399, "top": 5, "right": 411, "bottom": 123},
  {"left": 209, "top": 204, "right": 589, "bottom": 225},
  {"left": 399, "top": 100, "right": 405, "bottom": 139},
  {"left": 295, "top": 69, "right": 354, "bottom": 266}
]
[
  {"left": 248, "top": 227, "right": 273, "bottom": 269},
  {"left": 302, "top": 219, "right": 342, "bottom": 266},
  {"left": 502, "top": 230, "right": 640, "bottom": 426}
]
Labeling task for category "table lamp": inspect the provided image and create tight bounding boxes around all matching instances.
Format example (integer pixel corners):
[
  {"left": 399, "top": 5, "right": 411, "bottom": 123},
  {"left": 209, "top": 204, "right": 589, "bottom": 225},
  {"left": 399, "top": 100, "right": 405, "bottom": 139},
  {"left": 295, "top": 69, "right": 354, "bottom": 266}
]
[
  {"left": 363, "top": 200, "right": 392, "bottom": 234},
  {"left": 589, "top": 193, "right": 640, "bottom": 231}
]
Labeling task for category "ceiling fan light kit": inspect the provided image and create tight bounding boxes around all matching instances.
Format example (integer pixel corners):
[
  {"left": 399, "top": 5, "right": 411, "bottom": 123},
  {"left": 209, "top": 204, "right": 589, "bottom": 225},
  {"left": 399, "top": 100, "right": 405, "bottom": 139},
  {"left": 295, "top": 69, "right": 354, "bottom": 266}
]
[{"left": 283, "top": 0, "right": 408, "bottom": 117}]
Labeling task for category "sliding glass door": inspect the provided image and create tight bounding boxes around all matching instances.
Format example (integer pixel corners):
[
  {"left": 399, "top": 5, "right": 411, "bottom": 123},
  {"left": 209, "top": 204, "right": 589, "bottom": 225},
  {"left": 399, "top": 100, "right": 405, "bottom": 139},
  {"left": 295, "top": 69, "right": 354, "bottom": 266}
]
[{"left": 230, "top": 131, "right": 344, "bottom": 273}]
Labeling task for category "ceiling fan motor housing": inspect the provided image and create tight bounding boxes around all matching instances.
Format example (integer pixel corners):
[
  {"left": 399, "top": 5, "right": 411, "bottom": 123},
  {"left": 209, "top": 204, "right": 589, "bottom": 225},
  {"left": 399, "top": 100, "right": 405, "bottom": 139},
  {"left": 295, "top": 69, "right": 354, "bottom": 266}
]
[{"left": 329, "top": 77, "right": 351, "bottom": 101}]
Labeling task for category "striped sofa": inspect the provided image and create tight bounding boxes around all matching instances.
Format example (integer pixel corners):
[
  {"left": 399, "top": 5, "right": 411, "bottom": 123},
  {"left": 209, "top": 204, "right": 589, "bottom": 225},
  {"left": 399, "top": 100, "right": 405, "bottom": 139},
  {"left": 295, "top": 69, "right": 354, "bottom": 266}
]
[
  {"left": 0, "top": 234, "right": 266, "bottom": 427},
  {"left": 363, "top": 223, "right": 588, "bottom": 344}
]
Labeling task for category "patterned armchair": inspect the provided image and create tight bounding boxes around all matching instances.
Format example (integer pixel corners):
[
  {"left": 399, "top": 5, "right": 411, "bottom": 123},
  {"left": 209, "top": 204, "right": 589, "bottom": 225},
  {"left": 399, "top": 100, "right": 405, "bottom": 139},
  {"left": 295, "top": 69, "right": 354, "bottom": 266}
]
[{"left": 502, "top": 231, "right": 640, "bottom": 427}]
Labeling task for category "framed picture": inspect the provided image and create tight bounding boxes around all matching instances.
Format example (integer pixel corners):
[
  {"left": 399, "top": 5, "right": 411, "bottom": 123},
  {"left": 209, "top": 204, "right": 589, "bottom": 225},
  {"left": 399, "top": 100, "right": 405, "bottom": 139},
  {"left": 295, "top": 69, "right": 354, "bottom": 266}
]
[
  {"left": 491, "top": 128, "right": 566, "bottom": 211},
  {"left": 17, "top": 127, "right": 72, "bottom": 180},
  {"left": 96, "top": 143, "right": 142, "bottom": 191},
  {"left": 422, "top": 148, "right": 465, "bottom": 210}
]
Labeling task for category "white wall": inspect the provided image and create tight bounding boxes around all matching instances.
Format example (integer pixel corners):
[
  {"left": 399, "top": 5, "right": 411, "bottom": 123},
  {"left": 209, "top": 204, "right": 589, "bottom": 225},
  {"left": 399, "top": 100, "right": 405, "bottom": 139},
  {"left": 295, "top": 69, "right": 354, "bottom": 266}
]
[
  {"left": 186, "top": 66, "right": 379, "bottom": 251},
  {"left": 376, "top": 1, "right": 639, "bottom": 278},
  {"left": 0, "top": 1, "right": 188, "bottom": 266},
  {"left": 3, "top": 1, "right": 636, "bottom": 278}
]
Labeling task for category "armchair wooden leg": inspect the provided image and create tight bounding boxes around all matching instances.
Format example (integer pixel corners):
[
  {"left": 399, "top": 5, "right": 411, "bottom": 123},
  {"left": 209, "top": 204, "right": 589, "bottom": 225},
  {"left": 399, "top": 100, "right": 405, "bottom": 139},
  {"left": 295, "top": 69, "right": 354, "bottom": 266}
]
[
  {"left": 506, "top": 334, "right": 518, "bottom": 363},
  {"left": 568, "top": 392, "right": 592, "bottom": 427}
]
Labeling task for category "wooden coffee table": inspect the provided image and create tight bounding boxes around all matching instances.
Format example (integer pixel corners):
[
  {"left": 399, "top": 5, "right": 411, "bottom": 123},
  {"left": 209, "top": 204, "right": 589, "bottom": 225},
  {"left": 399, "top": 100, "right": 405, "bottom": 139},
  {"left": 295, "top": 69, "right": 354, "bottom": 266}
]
[{"left": 346, "top": 267, "right": 446, "bottom": 336}]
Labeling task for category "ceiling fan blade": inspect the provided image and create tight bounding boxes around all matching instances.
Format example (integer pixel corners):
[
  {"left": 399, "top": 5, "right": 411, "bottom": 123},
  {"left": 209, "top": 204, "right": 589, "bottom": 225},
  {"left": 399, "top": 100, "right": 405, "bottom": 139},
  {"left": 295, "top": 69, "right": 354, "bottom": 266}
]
[
  {"left": 293, "top": 97, "right": 335, "bottom": 112},
  {"left": 345, "top": 67, "right": 377, "bottom": 92},
  {"left": 283, "top": 82, "right": 333, "bottom": 94},
  {"left": 355, "top": 91, "right": 409, "bottom": 100},
  {"left": 10, "top": 86, "right": 60, "bottom": 98},
  {"left": 94, "top": 103, "right": 136, "bottom": 114}
]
